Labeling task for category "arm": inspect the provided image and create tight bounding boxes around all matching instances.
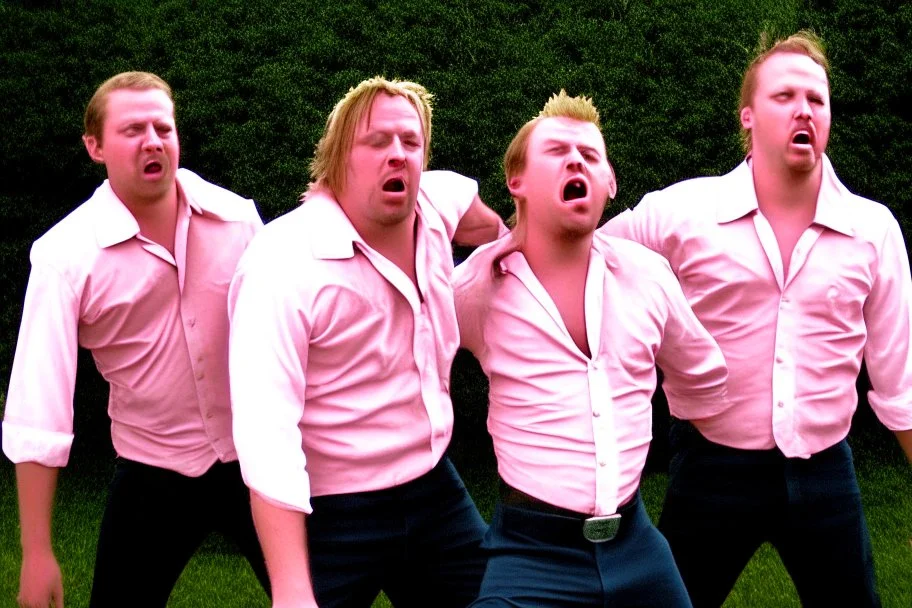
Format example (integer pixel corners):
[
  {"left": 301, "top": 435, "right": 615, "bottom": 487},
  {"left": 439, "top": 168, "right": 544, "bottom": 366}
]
[
  {"left": 894, "top": 429, "right": 912, "bottom": 465},
  {"left": 653, "top": 258, "right": 730, "bottom": 419},
  {"left": 16, "top": 462, "right": 63, "bottom": 608},
  {"left": 453, "top": 194, "right": 507, "bottom": 246},
  {"left": 250, "top": 493, "right": 318, "bottom": 608},
  {"left": 863, "top": 216, "right": 912, "bottom": 447}
]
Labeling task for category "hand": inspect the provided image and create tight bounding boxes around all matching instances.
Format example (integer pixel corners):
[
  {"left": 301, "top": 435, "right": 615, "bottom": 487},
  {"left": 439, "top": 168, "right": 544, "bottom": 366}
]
[{"left": 17, "top": 548, "right": 63, "bottom": 608}]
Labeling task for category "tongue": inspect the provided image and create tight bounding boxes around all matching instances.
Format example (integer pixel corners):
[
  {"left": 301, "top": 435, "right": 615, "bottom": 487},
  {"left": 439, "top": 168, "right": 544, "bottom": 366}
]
[{"left": 145, "top": 162, "right": 162, "bottom": 174}]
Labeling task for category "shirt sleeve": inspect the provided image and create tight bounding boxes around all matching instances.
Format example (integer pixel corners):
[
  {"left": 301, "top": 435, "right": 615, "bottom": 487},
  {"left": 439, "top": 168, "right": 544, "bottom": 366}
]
[
  {"left": 228, "top": 240, "right": 314, "bottom": 513},
  {"left": 863, "top": 217, "right": 912, "bottom": 431},
  {"left": 597, "top": 193, "right": 667, "bottom": 254},
  {"left": 652, "top": 260, "right": 731, "bottom": 419},
  {"left": 2, "top": 257, "right": 80, "bottom": 467},
  {"left": 418, "top": 171, "right": 479, "bottom": 241}
]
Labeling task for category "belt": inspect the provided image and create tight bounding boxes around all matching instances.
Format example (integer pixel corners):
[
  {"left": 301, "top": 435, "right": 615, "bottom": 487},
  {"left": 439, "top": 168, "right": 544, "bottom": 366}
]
[{"left": 498, "top": 480, "right": 632, "bottom": 543}]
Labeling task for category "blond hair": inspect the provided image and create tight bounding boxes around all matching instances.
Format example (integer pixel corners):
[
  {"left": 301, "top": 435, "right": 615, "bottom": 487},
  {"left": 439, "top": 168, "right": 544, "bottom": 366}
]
[
  {"left": 84, "top": 72, "right": 173, "bottom": 141},
  {"left": 739, "top": 30, "right": 829, "bottom": 153},
  {"left": 307, "top": 77, "right": 433, "bottom": 198}
]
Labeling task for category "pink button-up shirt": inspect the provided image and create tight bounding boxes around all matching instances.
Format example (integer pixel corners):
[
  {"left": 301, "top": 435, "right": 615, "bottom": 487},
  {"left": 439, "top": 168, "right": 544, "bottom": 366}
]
[
  {"left": 599, "top": 156, "right": 912, "bottom": 457},
  {"left": 3, "top": 169, "right": 263, "bottom": 476},
  {"left": 453, "top": 236, "right": 729, "bottom": 515},
  {"left": 228, "top": 171, "right": 477, "bottom": 513}
]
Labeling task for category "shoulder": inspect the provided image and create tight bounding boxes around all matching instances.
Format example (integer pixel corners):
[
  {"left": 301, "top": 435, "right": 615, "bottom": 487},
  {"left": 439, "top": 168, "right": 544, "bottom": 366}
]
[
  {"left": 30, "top": 194, "right": 104, "bottom": 269},
  {"left": 418, "top": 170, "right": 479, "bottom": 227},
  {"left": 177, "top": 169, "right": 261, "bottom": 224}
]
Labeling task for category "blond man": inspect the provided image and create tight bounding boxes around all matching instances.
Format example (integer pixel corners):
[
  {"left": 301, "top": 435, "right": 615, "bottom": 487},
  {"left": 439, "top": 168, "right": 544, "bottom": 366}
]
[
  {"left": 600, "top": 31, "right": 912, "bottom": 607},
  {"left": 229, "top": 77, "right": 504, "bottom": 608},
  {"left": 453, "top": 91, "right": 729, "bottom": 607},
  {"left": 3, "top": 72, "right": 269, "bottom": 607}
]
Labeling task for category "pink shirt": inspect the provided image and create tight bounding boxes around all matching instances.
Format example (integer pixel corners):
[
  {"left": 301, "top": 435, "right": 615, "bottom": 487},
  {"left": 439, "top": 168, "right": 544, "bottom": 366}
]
[
  {"left": 453, "top": 236, "right": 729, "bottom": 515},
  {"left": 228, "top": 171, "right": 477, "bottom": 513},
  {"left": 3, "top": 169, "right": 263, "bottom": 476},
  {"left": 599, "top": 156, "right": 912, "bottom": 457}
]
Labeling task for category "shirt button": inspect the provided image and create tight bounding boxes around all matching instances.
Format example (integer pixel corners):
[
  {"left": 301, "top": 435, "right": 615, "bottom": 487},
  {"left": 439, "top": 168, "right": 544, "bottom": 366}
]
[
  {"left": 777, "top": 400, "right": 785, "bottom": 408},
  {"left": 188, "top": 318, "right": 196, "bottom": 328},
  {"left": 592, "top": 410, "right": 601, "bottom": 418},
  {"left": 206, "top": 412, "right": 214, "bottom": 419},
  {"left": 598, "top": 460, "right": 607, "bottom": 467},
  {"left": 775, "top": 355, "right": 784, "bottom": 363},
  {"left": 196, "top": 371, "right": 205, "bottom": 380}
]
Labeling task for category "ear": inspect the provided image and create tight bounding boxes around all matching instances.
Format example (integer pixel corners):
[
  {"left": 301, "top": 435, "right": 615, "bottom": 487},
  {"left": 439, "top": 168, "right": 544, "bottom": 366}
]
[
  {"left": 83, "top": 134, "right": 104, "bottom": 164},
  {"left": 740, "top": 107, "right": 753, "bottom": 131},
  {"left": 606, "top": 161, "right": 618, "bottom": 200},
  {"left": 507, "top": 175, "right": 524, "bottom": 198}
]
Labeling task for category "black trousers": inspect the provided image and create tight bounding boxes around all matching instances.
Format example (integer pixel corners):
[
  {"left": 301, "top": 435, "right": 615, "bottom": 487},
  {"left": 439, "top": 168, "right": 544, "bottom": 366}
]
[
  {"left": 659, "top": 420, "right": 880, "bottom": 608},
  {"left": 89, "top": 459, "right": 270, "bottom": 607},
  {"left": 307, "top": 457, "right": 488, "bottom": 608}
]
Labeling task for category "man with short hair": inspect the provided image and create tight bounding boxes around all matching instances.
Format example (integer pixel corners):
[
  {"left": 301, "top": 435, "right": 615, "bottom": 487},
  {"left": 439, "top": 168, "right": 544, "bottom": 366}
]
[
  {"left": 453, "top": 91, "right": 730, "bottom": 607},
  {"left": 600, "top": 31, "right": 912, "bottom": 607},
  {"left": 3, "top": 72, "right": 269, "bottom": 607},
  {"left": 229, "top": 76, "right": 505, "bottom": 608}
]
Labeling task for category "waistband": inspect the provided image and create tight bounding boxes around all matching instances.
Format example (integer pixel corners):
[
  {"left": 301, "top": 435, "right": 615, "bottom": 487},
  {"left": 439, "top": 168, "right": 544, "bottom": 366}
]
[{"left": 498, "top": 479, "right": 639, "bottom": 543}]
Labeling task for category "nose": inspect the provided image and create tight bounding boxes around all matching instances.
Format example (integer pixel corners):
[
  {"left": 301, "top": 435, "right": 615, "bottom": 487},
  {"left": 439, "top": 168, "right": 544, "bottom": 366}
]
[
  {"left": 388, "top": 137, "right": 406, "bottom": 165},
  {"left": 795, "top": 96, "right": 812, "bottom": 118},
  {"left": 142, "top": 125, "right": 163, "bottom": 151},
  {"left": 566, "top": 146, "right": 584, "bottom": 170}
]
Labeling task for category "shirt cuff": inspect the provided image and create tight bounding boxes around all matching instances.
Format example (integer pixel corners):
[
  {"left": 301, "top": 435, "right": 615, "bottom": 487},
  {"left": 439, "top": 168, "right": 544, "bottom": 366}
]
[
  {"left": 2, "top": 420, "right": 73, "bottom": 467},
  {"left": 867, "top": 389, "right": 912, "bottom": 431}
]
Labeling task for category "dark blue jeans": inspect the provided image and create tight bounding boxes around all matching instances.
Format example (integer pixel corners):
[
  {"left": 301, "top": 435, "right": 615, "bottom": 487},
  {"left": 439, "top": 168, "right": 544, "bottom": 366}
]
[
  {"left": 659, "top": 420, "right": 881, "bottom": 608},
  {"left": 471, "top": 492, "right": 692, "bottom": 607},
  {"left": 89, "top": 459, "right": 270, "bottom": 607},
  {"left": 307, "top": 456, "right": 488, "bottom": 608}
]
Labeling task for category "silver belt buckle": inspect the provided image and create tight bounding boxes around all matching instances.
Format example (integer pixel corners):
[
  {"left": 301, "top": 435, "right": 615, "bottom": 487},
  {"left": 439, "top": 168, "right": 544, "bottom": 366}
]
[{"left": 583, "top": 514, "right": 621, "bottom": 543}]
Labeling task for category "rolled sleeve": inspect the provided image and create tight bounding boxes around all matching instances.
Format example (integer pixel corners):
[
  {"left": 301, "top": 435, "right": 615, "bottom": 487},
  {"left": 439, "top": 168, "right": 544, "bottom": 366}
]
[
  {"left": 229, "top": 244, "right": 314, "bottom": 513},
  {"left": 863, "top": 218, "right": 912, "bottom": 431},
  {"left": 3, "top": 260, "right": 80, "bottom": 466}
]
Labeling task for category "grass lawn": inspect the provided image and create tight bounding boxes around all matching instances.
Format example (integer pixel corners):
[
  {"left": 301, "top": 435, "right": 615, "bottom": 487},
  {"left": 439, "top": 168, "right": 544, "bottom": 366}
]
[{"left": 1, "top": 423, "right": 909, "bottom": 607}]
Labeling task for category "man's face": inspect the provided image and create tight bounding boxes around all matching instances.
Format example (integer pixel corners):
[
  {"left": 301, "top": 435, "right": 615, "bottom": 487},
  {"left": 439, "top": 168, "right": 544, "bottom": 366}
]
[
  {"left": 509, "top": 116, "right": 616, "bottom": 242},
  {"left": 340, "top": 93, "right": 425, "bottom": 234},
  {"left": 83, "top": 88, "right": 179, "bottom": 209},
  {"left": 741, "top": 52, "right": 830, "bottom": 175}
]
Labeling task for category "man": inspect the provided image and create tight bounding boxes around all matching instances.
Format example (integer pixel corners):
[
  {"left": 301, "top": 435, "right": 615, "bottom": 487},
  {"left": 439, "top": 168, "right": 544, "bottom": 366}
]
[
  {"left": 599, "top": 31, "right": 912, "bottom": 607},
  {"left": 2, "top": 72, "right": 269, "bottom": 607},
  {"left": 228, "top": 77, "right": 505, "bottom": 608},
  {"left": 452, "top": 91, "right": 730, "bottom": 607}
]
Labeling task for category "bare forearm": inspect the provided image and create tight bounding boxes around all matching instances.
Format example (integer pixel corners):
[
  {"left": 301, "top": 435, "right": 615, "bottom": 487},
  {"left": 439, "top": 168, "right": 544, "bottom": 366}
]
[
  {"left": 250, "top": 491, "right": 318, "bottom": 608},
  {"left": 16, "top": 462, "right": 58, "bottom": 551},
  {"left": 895, "top": 429, "right": 912, "bottom": 465}
]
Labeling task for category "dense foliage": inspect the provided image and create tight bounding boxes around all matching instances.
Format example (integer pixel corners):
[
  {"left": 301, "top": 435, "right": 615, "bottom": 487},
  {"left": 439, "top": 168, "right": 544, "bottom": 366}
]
[{"left": 1, "top": 1, "right": 908, "bottom": 448}]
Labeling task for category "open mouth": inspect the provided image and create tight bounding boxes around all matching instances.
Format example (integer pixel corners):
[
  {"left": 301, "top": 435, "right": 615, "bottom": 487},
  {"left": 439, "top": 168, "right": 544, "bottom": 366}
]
[
  {"left": 792, "top": 132, "right": 811, "bottom": 145},
  {"left": 382, "top": 178, "right": 405, "bottom": 193},
  {"left": 144, "top": 161, "right": 163, "bottom": 175},
  {"left": 562, "top": 179, "right": 587, "bottom": 202}
]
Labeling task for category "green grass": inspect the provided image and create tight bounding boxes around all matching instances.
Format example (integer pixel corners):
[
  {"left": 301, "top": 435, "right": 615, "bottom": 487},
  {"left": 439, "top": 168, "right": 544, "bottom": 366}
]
[{"left": 1, "top": 428, "right": 909, "bottom": 607}]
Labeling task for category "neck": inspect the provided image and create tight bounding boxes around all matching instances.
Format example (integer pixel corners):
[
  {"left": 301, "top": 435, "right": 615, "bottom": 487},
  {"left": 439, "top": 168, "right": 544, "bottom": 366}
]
[
  {"left": 522, "top": 229, "right": 593, "bottom": 278},
  {"left": 751, "top": 153, "right": 823, "bottom": 212}
]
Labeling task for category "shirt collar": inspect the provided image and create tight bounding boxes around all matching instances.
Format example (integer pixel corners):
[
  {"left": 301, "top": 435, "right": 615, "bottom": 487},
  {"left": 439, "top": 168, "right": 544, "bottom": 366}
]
[
  {"left": 92, "top": 168, "right": 246, "bottom": 249},
  {"left": 497, "top": 235, "right": 621, "bottom": 276},
  {"left": 715, "top": 154, "right": 855, "bottom": 237}
]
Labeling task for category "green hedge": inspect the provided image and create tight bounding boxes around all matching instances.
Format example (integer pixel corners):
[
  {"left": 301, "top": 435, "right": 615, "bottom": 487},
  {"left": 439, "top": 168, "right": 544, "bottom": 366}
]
[{"left": 1, "top": 0, "right": 909, "bottom": 450}]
